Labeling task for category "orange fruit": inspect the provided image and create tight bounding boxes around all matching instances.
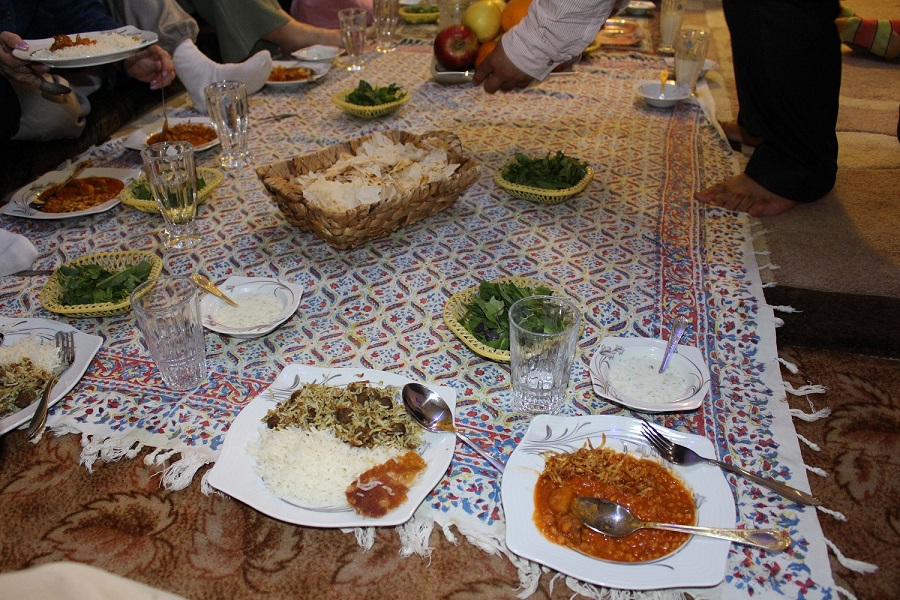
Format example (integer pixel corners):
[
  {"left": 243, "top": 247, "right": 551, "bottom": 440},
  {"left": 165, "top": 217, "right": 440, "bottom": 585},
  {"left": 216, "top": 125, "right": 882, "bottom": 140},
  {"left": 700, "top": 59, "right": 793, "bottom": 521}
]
[
  {"left": 475, "top": 39, "right": 498, "bottom": 67},
  {"left": 500, "top": 0, "right": 532, "bottom": 32}
]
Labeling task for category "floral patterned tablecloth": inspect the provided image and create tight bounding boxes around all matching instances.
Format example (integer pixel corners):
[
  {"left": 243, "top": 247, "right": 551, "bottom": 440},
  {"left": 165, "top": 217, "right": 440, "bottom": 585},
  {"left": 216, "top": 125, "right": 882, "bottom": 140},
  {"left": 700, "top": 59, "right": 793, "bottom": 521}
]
[{"left": 0, "top": 46, "right": 835, "bottom": 598}]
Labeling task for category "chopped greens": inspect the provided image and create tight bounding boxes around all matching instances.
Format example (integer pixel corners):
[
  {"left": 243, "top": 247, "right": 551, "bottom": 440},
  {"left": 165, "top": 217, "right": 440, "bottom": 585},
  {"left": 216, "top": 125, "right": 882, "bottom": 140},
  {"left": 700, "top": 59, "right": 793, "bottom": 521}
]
[
  {"left": 460, "top": 280, "right": 553, "bottom": 351},
  {"left": 501, "top": 151, "right": 588, "bottom": 190},
  {"left": 404, "top": 4, "right": 438, "bottom": 12},
  {"left": 57, "top": 261, "right": 152, "bottom": 306},
  {"left": 129, "top": 175, "right": 206, "bottom": 200},
  {"left": 345, "top": 80, "right": 406, "bottom": 106}
]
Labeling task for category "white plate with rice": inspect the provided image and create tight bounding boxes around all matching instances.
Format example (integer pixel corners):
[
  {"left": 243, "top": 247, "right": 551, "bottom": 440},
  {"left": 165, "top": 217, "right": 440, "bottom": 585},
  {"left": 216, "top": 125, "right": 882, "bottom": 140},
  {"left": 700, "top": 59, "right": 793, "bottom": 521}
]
[
  {"left": 588, "top": 335, "right": 710, "bottom": 413},
  {"left": 199, "top": 277, "right": 303, "bottom": 338},
  {"left": 207, "top": 365, "right": 456, "bottom": 527},
  {"left": 13, "top": 26, "right": 158, "bottom": 69},
  {"left": 0, "top": 317, "right": 103, "bottom": 436}
]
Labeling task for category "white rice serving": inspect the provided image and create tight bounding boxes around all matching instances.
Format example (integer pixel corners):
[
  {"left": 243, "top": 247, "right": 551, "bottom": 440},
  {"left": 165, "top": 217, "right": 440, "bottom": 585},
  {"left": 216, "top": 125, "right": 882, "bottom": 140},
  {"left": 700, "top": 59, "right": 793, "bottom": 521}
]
[
  {"left": 0, "top": 336, "right": 61, "bottom": 372},
  {"left": 249, "top": 427, "right": 402, "bottom": 506},
  {"left": 608, "top": 354, "right": 690, "bottom": 403},
  {"left": 32, "top": 32, "right": 142, "bottom": 59}
]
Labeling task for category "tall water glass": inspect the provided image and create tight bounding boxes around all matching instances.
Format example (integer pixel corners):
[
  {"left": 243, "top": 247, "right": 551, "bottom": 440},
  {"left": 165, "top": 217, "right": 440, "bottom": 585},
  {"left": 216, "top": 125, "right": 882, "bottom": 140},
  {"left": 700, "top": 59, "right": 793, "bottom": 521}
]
[
  {"left": 509, "top": 296, "right": 582, "bottom": 415},
  {"left": 140, "top": 141, "right": 200, "bottom": 250},
  {"left": 338, "top": 8, "right": 368, "bottom": 71},
  {"left": 204, "top": 80, "right": 251, "bottom": 169},
  {"left": 658, "top": 0, "right": 686, "bottom": 54},
  {"left": 675, "top": 27, "right": 710, "bottom": 92},
  {"left": 374, "top": 0, "right": 400, "bottom": 53},
  {"left": 130, "top": 276, "right": 207, "bottom": 391},
  {"left": 438, "top": 0, "right": 470, "bottom": 29}
]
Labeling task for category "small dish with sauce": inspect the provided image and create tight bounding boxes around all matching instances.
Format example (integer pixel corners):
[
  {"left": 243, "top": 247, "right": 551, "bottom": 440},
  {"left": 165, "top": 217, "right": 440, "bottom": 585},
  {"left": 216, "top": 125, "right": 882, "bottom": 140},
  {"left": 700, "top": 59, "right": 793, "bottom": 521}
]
[
  {"left": 199, "top": 276, "right": 304, "bottom": 338},
  {"left": 123, "top": 116, "right": 220, "bottom": 152},
  {"left": 588, "top": 335, "right": 710, "bottom": 413}
]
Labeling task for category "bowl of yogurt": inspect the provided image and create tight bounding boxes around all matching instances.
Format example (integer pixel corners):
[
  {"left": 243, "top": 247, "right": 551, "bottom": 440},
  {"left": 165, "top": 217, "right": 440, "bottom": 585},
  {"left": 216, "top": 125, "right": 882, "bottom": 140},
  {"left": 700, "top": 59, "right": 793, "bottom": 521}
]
[
  {"left": 199, "top": 277, "right": 304, "bottom": 338},
  {"left": 589, "top": 335, "right": 710, "bottom": 413}
]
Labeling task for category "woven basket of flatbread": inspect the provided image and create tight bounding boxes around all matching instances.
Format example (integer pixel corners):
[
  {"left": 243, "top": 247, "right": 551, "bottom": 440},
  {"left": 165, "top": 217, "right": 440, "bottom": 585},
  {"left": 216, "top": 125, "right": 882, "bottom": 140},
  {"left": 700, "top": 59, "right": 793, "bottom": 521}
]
[{"left": 256, "top": 129, "right": 480, "bottom": 249}]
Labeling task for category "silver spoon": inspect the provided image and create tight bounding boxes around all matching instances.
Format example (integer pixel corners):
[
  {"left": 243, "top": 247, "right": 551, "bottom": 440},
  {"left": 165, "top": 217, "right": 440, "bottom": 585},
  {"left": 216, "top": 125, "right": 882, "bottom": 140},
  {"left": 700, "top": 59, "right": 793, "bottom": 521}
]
[
  {"left": 571, "top": 497, "right": 791, "bottom": 552},
  {"left": 658, "top": 316, "right": 688, "bottom": 373},
  {"left": 401, "top": 382, "right": 505, "bottom": 472},
  {"left": 40, "top": 78, "right": 72, "bottom": 96}
]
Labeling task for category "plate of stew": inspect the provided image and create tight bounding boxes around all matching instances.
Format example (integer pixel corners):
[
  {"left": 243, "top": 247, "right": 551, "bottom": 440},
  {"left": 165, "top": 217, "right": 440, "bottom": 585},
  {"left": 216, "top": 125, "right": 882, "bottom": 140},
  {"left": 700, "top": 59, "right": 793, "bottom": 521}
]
[
  {"left": 123, "top": 116, "right": 219, "bottom": 152},
  {"left": 502, "top": 414, "right": 735, "bottom": 590},
  {"left": 3, "top": 166, "right": 141, "bottom": 219},
  {"left": 265, "top": 60, "right": 330, "bottom": 88}
]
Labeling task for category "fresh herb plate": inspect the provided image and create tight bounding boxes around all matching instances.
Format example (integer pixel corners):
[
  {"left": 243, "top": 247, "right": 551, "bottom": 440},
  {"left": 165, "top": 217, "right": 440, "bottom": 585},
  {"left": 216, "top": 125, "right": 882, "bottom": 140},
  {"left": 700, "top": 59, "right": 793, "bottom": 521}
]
[
  {"left": 443, "top": 276, "right": 553, "bottom": 362},
  {"left": 494, "top": 163, "right": 594, "bottom": 205},
  {"left": 39, "top": 250, "right": 163, "bottom": 318},
  {"left": 331, "top": 88, "right": 410, "bottom": 119},
  {"left": 119, "top": 167, "right": 223, "bottom": 213}
]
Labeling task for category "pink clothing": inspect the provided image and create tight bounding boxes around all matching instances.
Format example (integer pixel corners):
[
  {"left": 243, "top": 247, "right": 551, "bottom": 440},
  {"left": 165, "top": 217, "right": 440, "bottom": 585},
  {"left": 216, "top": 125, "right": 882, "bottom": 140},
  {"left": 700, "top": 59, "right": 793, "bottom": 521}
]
[{"left": 290, "top": 0, "right": 373, "bottom": 29}]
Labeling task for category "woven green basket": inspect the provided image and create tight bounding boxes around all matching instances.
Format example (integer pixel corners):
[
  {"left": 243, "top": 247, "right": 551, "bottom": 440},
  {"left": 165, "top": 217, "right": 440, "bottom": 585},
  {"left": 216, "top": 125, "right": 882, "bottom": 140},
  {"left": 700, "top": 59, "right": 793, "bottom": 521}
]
[
  {"left": 119, "top": 167, "right": 223, "bottom": 213},
  {"left": 443, "top": 276, "right": 554, "bottom": 363},
  {"left": 331, "top": 90, "right": 410, "bottom": 119},
  {"left": 39, "top": 250, "right": 163, "bottom": 318},
  {"left": 494, "top": 164, "right": 594, "bottom": 205},
  {"left": 399, "top": 6, "right": 439, "bottom": 24}
]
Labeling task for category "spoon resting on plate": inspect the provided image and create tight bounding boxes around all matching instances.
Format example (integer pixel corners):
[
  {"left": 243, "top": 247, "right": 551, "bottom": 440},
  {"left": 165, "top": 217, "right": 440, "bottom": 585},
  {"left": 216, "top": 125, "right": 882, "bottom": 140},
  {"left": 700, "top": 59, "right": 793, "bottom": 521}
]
[
  {"left": 572, "top": 497, "right": 791, "bottom": 552},
  {"left": 401, "top": 382, "right": 505, "bottom": 472}
]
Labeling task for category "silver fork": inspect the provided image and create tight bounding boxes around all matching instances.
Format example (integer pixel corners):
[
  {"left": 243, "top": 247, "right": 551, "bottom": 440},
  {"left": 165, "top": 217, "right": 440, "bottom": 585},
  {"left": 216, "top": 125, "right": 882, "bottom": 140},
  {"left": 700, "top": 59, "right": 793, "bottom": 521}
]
[
  {"left": 27, "top": 331, "right": 76, "bottom": 439},
  {"left": 640, "top": 421, "right": 821, "bottom": 506}
]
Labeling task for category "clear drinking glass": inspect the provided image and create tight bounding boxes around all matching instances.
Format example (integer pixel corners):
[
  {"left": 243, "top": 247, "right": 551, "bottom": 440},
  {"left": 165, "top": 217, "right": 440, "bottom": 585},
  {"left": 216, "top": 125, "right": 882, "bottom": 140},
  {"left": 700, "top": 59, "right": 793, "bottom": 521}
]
[
  {"left": 675, "top": 27, "right": 711, "bottom": 93},
  {"left": 338, "top": 8, "right": 368, "bottom": 70},
  {"left": 438, "top": 0, "right": 470, "bottom": 29},
  {"left": 658, "top": 0, "right": 686, "bottom": 54},
  {"left": 509, "top": 296, "right": 582, "bottom": 415},
  {"left": 130, "top": 276, "right": 207, "bottom": 391},
  {"left": 373, "top": 0, "right": 400, "bottom": 53},
  {"left": 140, "top": 141, "right": 200, "bottom": 250},
  {"left": 204, "top": 80, "right": 251, "bottom": 169}
]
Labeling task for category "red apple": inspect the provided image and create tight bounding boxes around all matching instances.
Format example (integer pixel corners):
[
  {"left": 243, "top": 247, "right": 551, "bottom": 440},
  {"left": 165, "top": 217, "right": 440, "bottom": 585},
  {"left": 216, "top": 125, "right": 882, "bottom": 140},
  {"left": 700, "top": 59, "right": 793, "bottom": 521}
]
[{"left": 434, "top": 24, "right": 479, "bottom": 71}]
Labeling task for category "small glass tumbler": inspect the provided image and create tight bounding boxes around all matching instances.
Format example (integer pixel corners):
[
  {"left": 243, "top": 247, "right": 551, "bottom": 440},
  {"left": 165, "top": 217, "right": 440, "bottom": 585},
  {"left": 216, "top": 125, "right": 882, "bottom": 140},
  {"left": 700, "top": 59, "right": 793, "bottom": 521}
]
[
  {"left": 658, "top": 0, "right": 686, "bottom": 54},
  {"left": 373, "top": 0, "right": 400, "bottom": 53},
  {"left": 130, "top": 276, "right": 207, "bottom": 391},
  {"left": 338, "top": 8, "right": 368, "bottom": 70},
  {"left": 675, "top": 27, "right": 710, "bottom": 93},
  {"left": 140, "top": 141, "right": 200, "bottom": 250},
  {"left": 204, "top": 80, "right": 251, "bottom": 169},
  {"left": 509, "top": 295, "right": 582, "bottom": 415},
  {"left": 438, "top": 0, "right": 470, "bottom": 29}
]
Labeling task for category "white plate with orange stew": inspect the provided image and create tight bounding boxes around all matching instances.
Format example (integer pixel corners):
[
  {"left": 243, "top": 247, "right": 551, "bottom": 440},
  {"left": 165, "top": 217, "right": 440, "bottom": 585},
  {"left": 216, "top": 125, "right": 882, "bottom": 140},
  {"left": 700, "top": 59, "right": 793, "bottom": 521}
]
[
  {"left": 502, "top": 415, "right": 735, "bottom": 590},
  {"left": 123, "top": 116, "right": 219, "bottom": 152},
  {"left": 3, "top": 166, "right": 140, "bottom": 220},
  {"left": 206, "top": 365, "right": 456, "bottom": 528},
  {"left": 265, "top": 60, "right": 330, "bottom": 88}
]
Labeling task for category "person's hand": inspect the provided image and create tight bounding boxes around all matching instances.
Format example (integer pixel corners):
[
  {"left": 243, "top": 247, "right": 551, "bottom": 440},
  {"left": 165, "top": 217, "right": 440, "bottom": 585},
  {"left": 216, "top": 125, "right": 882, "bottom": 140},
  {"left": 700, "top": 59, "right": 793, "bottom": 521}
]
[
  {"left": 472, "top": 40, "right": 535, "bottom": 93},
  {"left": 123, "top": 45, "right": 174, "bottom": 90},
  {"left": 0, "top": 31, "right": 49, "bottom": 86}
]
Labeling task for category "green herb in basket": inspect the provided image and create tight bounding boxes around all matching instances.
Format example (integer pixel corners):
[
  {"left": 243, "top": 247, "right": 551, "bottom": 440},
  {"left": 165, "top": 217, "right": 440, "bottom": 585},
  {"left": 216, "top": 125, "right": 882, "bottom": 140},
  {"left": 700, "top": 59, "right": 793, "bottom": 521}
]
[
  {"left": 461, "top": 280, "right": 552, "bottom": 351},
  {"left": 129, "top": 176, "right": 206, "bottom": 200},
  {"left": 57, "top": 261, "right": 152, "bottom": 306},
  {"left": 404, "top": 4, "right": 438, "bottom": 12},
  {"left": 345, "top": 81, "right": 406, "bottom": 106},
  {"left": 501, "top": 151, "right": 588, "bottom": 190}
]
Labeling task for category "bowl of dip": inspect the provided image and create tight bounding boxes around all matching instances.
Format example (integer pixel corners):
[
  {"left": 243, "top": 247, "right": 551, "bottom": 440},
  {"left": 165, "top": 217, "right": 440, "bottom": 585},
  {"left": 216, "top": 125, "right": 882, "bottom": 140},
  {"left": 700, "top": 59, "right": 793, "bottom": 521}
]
[
  {"left": 588, "top": 335, "right": 710, "bottom": 413},
  {"left": 199, "top": 277, "right": 304, "bottom": 339}
]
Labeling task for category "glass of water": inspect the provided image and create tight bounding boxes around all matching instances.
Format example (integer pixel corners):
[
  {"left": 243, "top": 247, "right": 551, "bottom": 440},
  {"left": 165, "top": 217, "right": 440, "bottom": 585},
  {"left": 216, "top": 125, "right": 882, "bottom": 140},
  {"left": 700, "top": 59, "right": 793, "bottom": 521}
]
[
  {"left": 338, "top": 8, "right": 368, "bottom": 70},
  {"left": 658, "top": 0, "right": 686, "bottom": 54},
  {"left": 204, "top": 80, "right": 251, "bottom": 169},
  {"left": 140, "top": 140, "right": 200, "bottom": 250},
  {"left": 373, "top": 0, "right": 400, "bottom": 53},
  {"left": 509, "top": 295, "right": 582, "bottom": 415}
]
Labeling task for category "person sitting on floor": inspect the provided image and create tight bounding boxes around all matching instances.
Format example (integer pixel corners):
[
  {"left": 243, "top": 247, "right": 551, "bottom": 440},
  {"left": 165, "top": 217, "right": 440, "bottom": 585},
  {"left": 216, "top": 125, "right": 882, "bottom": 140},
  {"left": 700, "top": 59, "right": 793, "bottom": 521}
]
[
  {"left": 102, "top": 0, "right": 273, "bottom": 111},
  {"left": 836, "top": 4, "right": 900, "bottom": 59},
  {"left": 175, "top": 0, "right": 342, "bottom": 64},
  {"left": 0, "top": 0, "right": 175, "bottom": 141}
]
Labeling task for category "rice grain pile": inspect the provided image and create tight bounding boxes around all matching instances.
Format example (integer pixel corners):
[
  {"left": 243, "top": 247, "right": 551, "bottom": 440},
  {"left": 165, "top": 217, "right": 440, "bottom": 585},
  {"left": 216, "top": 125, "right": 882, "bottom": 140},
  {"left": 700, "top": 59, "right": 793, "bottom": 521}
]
[
  {"left": 32, "top": 32, "right": 142, "bottom": 59},
  {"left": 0, "top": 336, "right": 61, "bottom": 418}
]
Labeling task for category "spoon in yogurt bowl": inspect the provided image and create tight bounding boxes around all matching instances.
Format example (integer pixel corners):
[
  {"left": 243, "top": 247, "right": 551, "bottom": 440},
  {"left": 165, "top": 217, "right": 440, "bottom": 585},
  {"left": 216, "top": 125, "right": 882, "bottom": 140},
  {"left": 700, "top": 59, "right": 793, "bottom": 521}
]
[
  {"left": 192, "top": 274, "right": 239, "bottom": 307},
  {"left": 401, "top": 382, "right": 506, "bottom": 473}
]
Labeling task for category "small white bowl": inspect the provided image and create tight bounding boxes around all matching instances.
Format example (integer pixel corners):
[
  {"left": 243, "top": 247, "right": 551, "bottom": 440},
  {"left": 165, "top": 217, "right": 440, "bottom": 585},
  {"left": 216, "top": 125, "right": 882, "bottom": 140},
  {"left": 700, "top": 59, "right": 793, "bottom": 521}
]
[
  {"left": 664, "top": 57, "right": 719, "bottom": 80},
  {"left": 291, "top": 45, "right": 343, "bottom": 62},
  {"left": 589, "top": 335, "right": 710, "bottom": 413},
  {"left": 625, "top": 1, "right": 655, "bottom": 16},
  {"left": 635, "top": 80, "right": 691, "bottom": 108},
  {"left": 199, "top": 277, "right": 304, "bottom": 338}
]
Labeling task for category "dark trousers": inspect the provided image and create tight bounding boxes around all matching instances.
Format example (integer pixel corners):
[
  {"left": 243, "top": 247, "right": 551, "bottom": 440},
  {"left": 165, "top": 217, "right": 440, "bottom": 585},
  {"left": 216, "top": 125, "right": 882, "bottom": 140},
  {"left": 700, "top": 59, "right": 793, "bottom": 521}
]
[{"left": 723, "top": 0, "right": 842, "bottom": 202}]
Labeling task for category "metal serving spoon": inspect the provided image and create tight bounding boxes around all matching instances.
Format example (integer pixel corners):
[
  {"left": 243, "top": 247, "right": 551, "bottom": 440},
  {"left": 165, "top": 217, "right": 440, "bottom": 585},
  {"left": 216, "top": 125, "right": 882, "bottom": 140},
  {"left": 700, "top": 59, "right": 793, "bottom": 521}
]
[
  {"left": 658, "top": 316, "right": 688, "bottom": 373},
  {"left": 571, "top": 497, "right": 791, "bottom": 552},
  {"left": 40, "top": 78, "right": 72, "bottom": 96},
  {"left": 401, "top": 382, "right": 505, "bottom": 473},
  {"left": 191, "top": 274, "right": 239, "bottom": 307}
]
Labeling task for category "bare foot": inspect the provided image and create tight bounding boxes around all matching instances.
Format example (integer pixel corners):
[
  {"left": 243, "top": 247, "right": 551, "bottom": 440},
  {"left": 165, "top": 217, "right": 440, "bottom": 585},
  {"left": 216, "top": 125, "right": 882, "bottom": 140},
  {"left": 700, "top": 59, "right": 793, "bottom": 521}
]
[
  {"left": 695, "top": 174, "right": 799, "bottom": 217},
  {"left": 719, "top": 120, "right": 764, "bottom": 149}
]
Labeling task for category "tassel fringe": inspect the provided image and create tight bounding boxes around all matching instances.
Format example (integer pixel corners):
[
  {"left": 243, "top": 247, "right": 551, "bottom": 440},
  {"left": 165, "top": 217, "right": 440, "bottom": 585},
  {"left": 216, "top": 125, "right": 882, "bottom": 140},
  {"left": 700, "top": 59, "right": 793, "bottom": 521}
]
[{"left": 822, "top": 538, "right": 879, "bottom": 574}]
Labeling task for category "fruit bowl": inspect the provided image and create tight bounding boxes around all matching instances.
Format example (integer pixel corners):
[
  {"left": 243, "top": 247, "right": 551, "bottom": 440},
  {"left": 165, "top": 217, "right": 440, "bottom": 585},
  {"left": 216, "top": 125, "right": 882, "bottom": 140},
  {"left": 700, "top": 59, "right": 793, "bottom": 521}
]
[{"left": 331, "top": 89, "right": 410, "bottom": 119}]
